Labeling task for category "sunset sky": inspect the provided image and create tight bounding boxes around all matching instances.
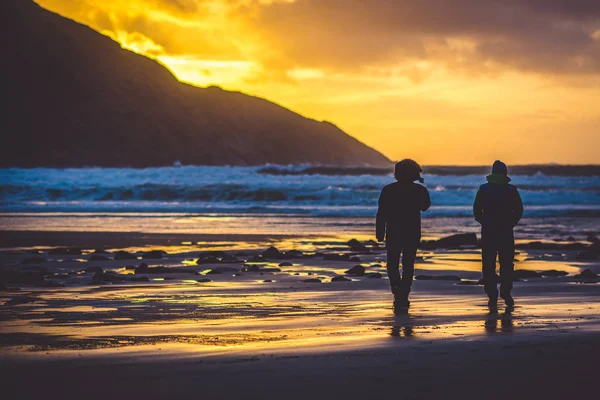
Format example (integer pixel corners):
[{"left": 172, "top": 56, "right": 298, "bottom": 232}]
[{"left": 36, "top": 0, "right": 600, "bottom": 165}]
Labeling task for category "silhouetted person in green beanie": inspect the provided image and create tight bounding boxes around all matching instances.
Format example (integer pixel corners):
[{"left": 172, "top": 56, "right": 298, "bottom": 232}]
[
  {"left": 376, "top": 159, "right": 430, "bottom": 309},
  {"left": 473, "top": 160, "right": 523, "bottom": 310}
]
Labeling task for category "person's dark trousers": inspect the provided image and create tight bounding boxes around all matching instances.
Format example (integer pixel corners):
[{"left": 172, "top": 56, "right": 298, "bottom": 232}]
[
  {"left": 386, "top": 242, "right": 418, "bottom": 291},
  {"left": 481, "top": 229, "right": 515, "bottom": 300}
]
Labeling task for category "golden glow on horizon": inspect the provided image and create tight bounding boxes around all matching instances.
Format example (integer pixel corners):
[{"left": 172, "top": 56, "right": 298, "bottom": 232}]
[{"left": 36, "top": 0, "right": 600, "bottom": 165}]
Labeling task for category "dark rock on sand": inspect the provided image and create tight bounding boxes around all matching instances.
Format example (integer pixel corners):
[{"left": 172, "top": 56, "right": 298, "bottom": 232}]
[
  {"left": 590, "top": 241, "right": 600, "bottom": 254},
  {"left": 415, "top": 275, "right": 461, "bottom": 281},
  {"left": 197, "top": 251, "right": 238, "bottom": 263},
  {"left": 113, "top": 251, "right": 137, "bottom": 260},
  {"left": 279, "top": 262, "right": 293, "bottom": 267},
  {"left": 519, "top": 242, "right": 558, "bottom": 250},
  {"left": 89, "top": 254, "right": 111, "bottom": 261},
  {"left": 135, "top": 263, "right": 149, "bottom": 273},
  {"left": 574, "top": 269, "right": 598, "bottom": 279},
  {"left": 93, "top": 271, "right": 128, "bottom": 283},
  {"left": 197, "top": 278, "right": 213, "bottom": 283},
  {"left": 435, "top": 233, "right": 478, "bottom": 248},
  {"left": 331, "top": 276, "right": 351, "bottom": 282},
  {"left": 242, "top": 264, "right": 261, "bottom": 272},
  {"left": 302, "top": 278, "right": 322, "bottom": 283},
  {"left": 540, "top": 270, "right": 569, "bottom": 277},
  {"left": 345, "top": 265, "right": 366, "bottom": 276},
  {"left": 262, "top": 247, "right": 282, "bottom": 259},
  {"left": 124, "top": 265, "right": 136, "bottom": 270},
  {"left": 365, "top": 272, "right": 382, "bottom": 279},
  {"left": 85, "top": 266, "right": 104, "bottom": 274},
  {"left": 197, "top": 256, "right": 220, "bottom": 264},
  {"left": 263, "top": 279, "right": 274, "bottom": 283},
  {"left": 141, "top": 250, "right": 165, "bottom": 259},
  {"left": 514, "top": 270, "right": 542, "bottom": 279},
  {"left": 20, "top": 256, "right": 46, "bottom": 265},
  {"left": 347, "top": 239, "right": 367, "bottom": 251},
  {"left": 286, "top": 250, "right": 306, "bottom": 259}
]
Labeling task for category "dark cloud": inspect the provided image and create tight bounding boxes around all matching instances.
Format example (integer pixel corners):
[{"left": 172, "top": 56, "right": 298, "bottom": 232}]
[{"left": 244, "top": 0, "right": 600, "bottom": 75}]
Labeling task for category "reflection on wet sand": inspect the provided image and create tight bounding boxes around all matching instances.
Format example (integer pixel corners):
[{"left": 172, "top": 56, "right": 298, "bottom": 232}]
[
  {"left": 391, "top": 309, "right": 415, "bottom": 338},
  {"left": 1, "top": 235, "right": 600, "bottom": 358},
  {"left": 2, "top": 279, "right": 599, "bottom": 356},
  {"left": 485, "top": 308, "right": 515, "bottom": 334}
]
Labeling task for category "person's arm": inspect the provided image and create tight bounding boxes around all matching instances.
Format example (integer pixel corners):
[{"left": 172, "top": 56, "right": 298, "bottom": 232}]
[
  {"left": 513, "top": 187, "right": 524, "bottom": 226},
  {"left": 473, "top": 187, "right": 483, "bottom": 225},
  {"left": 376, "top": 188, "right": 387, "bottom": 242},
  {"left": 420, "top": 186, "right": 431, "bottom": 211}
]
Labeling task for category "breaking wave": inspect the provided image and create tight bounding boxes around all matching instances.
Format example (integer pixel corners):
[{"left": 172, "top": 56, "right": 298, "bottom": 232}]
[{"left": 1, "top": 165, "right": 599, "bottom": 216}]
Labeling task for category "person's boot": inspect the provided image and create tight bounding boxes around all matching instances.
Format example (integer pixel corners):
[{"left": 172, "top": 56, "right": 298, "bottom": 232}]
[
  {"left": 501, "top": 293, "right": 515, "bottom": 308},
  {"left": 392, "top": 286, "right": 410, "bottom": 309},
  {"left": 485, "top": 283, "right": 499, "bottom": 311}
]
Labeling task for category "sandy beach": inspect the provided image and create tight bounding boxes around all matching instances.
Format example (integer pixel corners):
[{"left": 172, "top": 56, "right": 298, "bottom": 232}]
[{"left": 2, "top": 230, "right": 599, "bottom": 399}]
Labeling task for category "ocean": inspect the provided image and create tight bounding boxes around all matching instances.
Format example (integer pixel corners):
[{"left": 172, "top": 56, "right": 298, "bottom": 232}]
[{"left": 1, "top": 165, "right": 599, "bottom": 240}]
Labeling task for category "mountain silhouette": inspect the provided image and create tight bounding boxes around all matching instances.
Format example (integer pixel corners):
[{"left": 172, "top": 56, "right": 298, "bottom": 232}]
[{"left": 0, "top": 0, "right": 390, "bottom": 167}]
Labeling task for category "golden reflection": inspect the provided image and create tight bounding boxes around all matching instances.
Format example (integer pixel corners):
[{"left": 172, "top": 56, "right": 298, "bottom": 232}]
[
  {"left": 390, "top": 309, "right": 415, "bottom": 337},
  {"left": 484, "top": 308, "right": 515, "bottom": 334}
]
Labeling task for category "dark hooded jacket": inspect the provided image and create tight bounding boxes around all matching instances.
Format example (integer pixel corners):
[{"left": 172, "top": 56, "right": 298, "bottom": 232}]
[
  {"left": 376, "top": 181, "right": 431, "bottom": 243},
  {"left": 473, "top": 162, "right": 523, "bottom": 234}
]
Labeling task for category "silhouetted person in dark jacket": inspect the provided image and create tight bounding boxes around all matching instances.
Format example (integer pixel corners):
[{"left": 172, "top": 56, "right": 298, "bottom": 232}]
[
  {"left": 377, "top": 159, "right": 431, "bottom": 309},
  {"left": 473, "top": 161, "right": 523, "bottom": 309}
]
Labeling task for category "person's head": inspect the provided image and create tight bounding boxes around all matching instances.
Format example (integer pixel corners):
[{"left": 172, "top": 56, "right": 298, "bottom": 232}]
[
  {"left": 486, "top": 160, "right": 511, "bottom": 184},
  {"left": 491, "top": 160, "right": 508, "bottom": 176},
  {"left": 394, "top": 159, "right": 424, "bottom": 183}
]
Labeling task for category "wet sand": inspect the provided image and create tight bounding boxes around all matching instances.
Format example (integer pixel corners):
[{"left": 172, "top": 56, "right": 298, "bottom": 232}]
[{"left": 1, "top": 233, "right": 600, "bottom": 399}]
